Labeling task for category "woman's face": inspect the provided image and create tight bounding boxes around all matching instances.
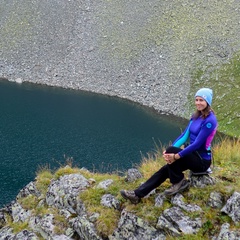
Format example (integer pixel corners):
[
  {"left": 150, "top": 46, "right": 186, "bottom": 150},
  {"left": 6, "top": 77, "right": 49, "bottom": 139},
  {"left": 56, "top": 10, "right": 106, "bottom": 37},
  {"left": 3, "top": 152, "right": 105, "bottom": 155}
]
[{"left": 195, "top": 96, "right": 208, "bottom": 111}]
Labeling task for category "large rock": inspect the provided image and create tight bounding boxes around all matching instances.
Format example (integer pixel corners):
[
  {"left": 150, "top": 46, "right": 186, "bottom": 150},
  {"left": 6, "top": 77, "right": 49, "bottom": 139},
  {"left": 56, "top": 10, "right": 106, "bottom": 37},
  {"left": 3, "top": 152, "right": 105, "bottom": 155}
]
[
  {"left": 221, "top": 192, "right": 240, "bottom": 223},
  {"left": 70, "top": 216, "right": 102, "bottom": 240},
  {"left": 46, "top": 173, "right": 90, "bottom": 214},
  {"left": 155, "top": 193, "right": 167, "bottom": 207},
  {"left": 171, "top": 193, "right": 202, "bottom": 212},
  {"left": 96, "top": 179, "right": 114, "bottom": 189},
  {"left": 189, "top": 174, "right": 216, "bottom": 188},
  {"left": 156, "top": 207, "right": 202, "bottom": 236},
  {"left": 0, "top": 226, "right": 15, "bottom": 239},
  {"left": 16, "top": 181, "right": 41, "bottom": 199},
  {"left": 12, "top": 229, "right": 39, "bottom": 240},
  {"left": 28, "top": 213, "right": 74, "bottom": 239},
  {"left": 207, "top": 191, "right": 225, "bottom": 209},
  {"left": 101, "top": 194, "right": 120, "bottom": 210},
  {"left": 213, "top": 223, "right": 240, "bottom": 240},
  {"left": 0, "top": 209, "right": 7, "bottom": 228},
  {"left": 28, "top": 214, "right": 55, "bottom": 239},
  {"left": 11, "top": 202, "right": 32, "bottom": 223},
  {"left": 109, "top": 209, "right": 166, "bottom": 240},
  {"left": 124, "top": 168, "right": 143, "bottom": 182}
]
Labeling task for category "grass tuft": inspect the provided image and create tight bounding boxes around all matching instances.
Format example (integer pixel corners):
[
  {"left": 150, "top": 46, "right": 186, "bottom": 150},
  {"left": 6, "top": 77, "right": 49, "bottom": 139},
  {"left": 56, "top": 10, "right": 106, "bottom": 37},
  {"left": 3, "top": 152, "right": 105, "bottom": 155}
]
[{"left": 35, "top": 166, "right": 53, "bottom": 195}]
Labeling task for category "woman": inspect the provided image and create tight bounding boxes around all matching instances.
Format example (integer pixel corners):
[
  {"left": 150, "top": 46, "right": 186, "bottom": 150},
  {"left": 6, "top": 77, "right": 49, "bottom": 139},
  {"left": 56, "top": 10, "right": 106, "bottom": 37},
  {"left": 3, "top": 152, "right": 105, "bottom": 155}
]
[{"left": 121, "top": 88, "right": 218, "bottom": 204}]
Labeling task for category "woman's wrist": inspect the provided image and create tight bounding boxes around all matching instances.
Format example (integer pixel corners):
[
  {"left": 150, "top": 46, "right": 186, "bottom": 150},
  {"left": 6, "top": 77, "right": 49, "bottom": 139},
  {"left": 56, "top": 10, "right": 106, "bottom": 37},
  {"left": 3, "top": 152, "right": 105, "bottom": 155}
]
[{"left": 174, "top": 154, "right": 179, "bottom": 160}]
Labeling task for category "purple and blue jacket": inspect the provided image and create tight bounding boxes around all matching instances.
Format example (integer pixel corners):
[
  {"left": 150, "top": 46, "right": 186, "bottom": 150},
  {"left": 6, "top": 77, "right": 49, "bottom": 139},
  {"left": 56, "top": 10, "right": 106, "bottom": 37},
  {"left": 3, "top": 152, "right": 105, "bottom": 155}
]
[{"left": 172, "top": 111, "right": 218, "bottom": 160}]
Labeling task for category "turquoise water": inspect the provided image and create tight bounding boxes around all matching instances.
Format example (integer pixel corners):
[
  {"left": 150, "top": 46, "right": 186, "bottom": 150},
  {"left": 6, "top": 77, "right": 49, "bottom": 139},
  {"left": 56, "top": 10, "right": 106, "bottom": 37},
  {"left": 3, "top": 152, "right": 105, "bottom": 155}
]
[{"left": 0, "top": 80, "right": 185, "bottom": 207}]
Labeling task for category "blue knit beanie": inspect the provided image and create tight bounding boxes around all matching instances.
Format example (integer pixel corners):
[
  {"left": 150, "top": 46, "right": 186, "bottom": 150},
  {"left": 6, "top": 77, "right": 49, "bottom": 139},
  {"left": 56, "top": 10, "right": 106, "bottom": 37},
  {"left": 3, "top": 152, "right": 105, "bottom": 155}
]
[{"left": 195, "top": 88, "right": 213, "bottom": 106}]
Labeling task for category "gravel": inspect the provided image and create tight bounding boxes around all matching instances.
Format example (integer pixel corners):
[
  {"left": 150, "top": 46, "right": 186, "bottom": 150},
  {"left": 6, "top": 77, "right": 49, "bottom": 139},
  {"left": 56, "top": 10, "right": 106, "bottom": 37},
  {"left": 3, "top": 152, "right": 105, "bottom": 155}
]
[{"left": 1, "top": 0, "right": 240, "bottom": 118}]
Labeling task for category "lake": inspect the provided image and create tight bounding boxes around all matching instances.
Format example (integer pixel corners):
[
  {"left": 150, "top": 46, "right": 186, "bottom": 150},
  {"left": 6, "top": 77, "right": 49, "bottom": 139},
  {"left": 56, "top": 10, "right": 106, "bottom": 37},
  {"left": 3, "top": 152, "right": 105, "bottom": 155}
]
[{"left": 0, "top": 79, "right": 186, "bottom": 207}]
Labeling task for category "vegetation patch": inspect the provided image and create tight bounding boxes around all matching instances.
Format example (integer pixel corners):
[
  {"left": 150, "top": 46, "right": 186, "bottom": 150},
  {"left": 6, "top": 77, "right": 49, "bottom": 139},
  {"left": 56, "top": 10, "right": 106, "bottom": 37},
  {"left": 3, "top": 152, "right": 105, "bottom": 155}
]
[{"left": 191, "top": 52, "right": 240, "bottom": 137}]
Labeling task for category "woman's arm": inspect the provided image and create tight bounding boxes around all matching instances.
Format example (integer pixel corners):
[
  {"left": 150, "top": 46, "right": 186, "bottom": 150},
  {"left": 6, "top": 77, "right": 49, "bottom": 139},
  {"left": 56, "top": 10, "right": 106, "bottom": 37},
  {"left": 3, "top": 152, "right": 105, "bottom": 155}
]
[
  {"left": 172, "top": 120, "right": 192, "bottom": 148},
  {"left": 178, "top": 118, "right": 217, "bottom": 158}
]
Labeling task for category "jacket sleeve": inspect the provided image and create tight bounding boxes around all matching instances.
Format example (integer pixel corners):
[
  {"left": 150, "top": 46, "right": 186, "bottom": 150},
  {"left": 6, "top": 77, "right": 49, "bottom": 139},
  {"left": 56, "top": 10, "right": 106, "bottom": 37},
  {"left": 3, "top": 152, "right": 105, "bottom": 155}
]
[{"left": 172, "top": 120, "right": 192, "bottom": 148}]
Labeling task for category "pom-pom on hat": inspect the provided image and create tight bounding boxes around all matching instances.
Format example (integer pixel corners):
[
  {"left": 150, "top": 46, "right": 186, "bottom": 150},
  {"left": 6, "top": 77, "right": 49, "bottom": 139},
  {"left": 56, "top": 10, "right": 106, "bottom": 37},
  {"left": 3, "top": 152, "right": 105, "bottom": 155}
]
[{"left": 195, "top": 88, "right": 213, "bottom": 106}]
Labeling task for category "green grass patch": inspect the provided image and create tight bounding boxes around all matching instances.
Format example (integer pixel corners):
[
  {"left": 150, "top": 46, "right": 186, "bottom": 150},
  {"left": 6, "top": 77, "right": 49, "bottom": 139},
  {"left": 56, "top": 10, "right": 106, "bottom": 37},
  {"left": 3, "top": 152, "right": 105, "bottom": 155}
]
[
  {"left": 191, "top": 52, "right": 240, "bottom": 137},
  {"left": 35, "top": 167, "right": 53, "bottom": 195},
  {"left": 54, "top": 165, "right": 82, "bottom": 179},
  {"left": 18, "top": 195, "right": 39, "bottom": 210},
  {"left": 10, "top": 222, "right": 29, "bottom": 234}
]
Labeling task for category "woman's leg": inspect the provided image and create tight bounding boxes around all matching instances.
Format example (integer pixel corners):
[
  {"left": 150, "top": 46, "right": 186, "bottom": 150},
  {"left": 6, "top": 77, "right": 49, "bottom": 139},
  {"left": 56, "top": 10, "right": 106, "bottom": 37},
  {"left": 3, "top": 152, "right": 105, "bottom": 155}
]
[
  {"left": 121, "top": 146, "right": 211, "bottom": 202},
  {"left": 134, "top": 147, "right": 182, "bottom": 197},
  {"left": 166, "top": 146, "right": 211, "bottom": 184},
  {"left": 134, "top": 164, "right": 169, "bottom": 198}
]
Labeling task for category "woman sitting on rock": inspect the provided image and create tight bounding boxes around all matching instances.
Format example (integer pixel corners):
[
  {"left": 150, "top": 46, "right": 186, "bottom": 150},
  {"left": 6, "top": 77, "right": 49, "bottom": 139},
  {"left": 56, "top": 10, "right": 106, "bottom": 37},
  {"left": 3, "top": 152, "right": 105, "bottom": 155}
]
[{"left": 121, "top": 88, "right": 218, "bottom": 204}]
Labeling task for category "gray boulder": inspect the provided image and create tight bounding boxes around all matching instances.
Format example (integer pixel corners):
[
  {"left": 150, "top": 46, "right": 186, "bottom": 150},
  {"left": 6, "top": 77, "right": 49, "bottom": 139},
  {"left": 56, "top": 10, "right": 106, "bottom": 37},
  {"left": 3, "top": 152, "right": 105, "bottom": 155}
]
[
  {"left": 171, "top": 193, "right": 202, "bottom": 212},
  {"left": 13, "top": 229, "right": 39, "bottom": 240},
  {"left": 97, "top": 179, "right": 114, "bottom": 189},
  {"left": 28, "top": 214, "right": 55, "bottom": 239},
  {"left": 70, "top": 216, "right": 102, "bottom": 240},
  {"left": 0, "top": 226, "right": 15, "bottom": 239},
  {"left": 0, "top": 208, "right": 7, "bottom": 228},
  {"left": 221, "top": 192, "right": 240, "bottom": 223},
  {"left": 16, "top": 181, "right": 41, "bottom": 199},
  {"left": 213, "top": 223, "right": 240, "bottom": 240},
  {"left": 52, "top": 234, "right": 74, "bottom": 240},
  {"left": 46, "top": 173, "right": 90, "bottom": 214},
  {"left": 28, "top": 213, "right": 73, "bottom": 239},
  {"left": 156, "top": 207, "right": 202, "bottom": 236},
  {"left": 11, "top": 202, "right": 32, "bottom": 222},
  {"left": 101, "top": 194, "right": 120, "bottom": 210},
  {"left": 109, "top": 209, "right": 166, "bottom": 240},
  {"left": 124, "top": 168, "right": 143, "bottom": 182},
  {"left": 208, "top": 191, "right": 225, "bottom": 209},
  {"left": 190, "top": 174, "right": 216, "bottom": 188},
  {"left": 0, "top": 202, "right": 18, "bottom": 229},
  {"left": 155, "top": 193, "right": 167, "bottom": 207}
]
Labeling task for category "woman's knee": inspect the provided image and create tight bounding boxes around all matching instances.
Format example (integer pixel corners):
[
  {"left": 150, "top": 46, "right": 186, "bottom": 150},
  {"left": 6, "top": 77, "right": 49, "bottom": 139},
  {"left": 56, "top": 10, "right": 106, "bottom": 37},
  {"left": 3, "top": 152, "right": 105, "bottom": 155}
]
[
  {"left": 154, "top": 164, "right": 169, "bottom": 178},
  {"left": 165, "top": 146, "right": 181, "bottom": 154}
]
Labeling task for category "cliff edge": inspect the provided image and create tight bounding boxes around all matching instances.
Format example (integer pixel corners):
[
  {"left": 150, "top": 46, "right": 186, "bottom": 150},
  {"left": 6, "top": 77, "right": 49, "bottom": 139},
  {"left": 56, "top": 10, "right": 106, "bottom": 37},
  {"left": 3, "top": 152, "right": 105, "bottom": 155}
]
[{"left": 0, "top": 165, "right": 240, "bottom": 239}]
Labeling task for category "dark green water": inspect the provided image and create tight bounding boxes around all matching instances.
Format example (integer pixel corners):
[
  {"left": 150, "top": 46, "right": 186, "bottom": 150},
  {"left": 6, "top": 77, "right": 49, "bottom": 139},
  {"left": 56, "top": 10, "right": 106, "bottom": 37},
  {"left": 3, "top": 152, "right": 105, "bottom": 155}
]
[{"left": 0, "top": 80, "right": 185, "bottom": 208}]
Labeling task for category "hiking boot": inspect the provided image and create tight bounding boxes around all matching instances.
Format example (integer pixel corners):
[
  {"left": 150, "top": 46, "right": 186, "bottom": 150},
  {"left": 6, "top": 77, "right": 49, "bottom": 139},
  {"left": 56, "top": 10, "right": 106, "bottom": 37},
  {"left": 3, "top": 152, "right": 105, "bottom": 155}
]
[
  {"left": 120, "top": 190, "right": 141, "bottom": 204},
  {"left": 164, "top": 178, "right": 189, "bottom": 196}
]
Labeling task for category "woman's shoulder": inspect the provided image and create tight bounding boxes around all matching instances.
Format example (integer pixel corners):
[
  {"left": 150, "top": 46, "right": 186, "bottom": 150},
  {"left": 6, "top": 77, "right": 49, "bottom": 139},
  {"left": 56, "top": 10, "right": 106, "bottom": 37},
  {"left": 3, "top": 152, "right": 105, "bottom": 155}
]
[
  {"left": 208, "top": 111, "right": 217, "bottom": 119},
  {"left": 205, "top": 111, "right": 218, "bottom": 125},
  {"left": 190, "top": 111, "right": 217, "bottom": 122}
]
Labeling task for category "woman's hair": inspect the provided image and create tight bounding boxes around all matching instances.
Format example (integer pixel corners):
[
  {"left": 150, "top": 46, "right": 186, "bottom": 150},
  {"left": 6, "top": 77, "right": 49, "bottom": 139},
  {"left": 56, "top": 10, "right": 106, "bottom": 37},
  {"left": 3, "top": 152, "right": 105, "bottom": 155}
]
[{"left": 192, "top": 105, "right": 214, "bottom": 119}]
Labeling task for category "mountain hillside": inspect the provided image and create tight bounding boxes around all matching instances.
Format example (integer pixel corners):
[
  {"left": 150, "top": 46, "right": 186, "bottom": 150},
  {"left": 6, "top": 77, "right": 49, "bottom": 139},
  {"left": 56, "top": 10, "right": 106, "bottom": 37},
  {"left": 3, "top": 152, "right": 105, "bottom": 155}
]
[{"left": 0, "top": 0, "right": 240, "bottom": 136}]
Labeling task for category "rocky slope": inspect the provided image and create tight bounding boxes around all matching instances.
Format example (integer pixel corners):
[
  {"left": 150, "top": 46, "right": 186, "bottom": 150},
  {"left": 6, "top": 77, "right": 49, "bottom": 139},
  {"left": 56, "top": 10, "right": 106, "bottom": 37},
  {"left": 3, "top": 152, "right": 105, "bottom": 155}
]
[
  {"left": 1, "top": 0, "right": 240, "bottom": 118},
  {"left": 0, "top": 167, "right": 240, "bottom": 239}
]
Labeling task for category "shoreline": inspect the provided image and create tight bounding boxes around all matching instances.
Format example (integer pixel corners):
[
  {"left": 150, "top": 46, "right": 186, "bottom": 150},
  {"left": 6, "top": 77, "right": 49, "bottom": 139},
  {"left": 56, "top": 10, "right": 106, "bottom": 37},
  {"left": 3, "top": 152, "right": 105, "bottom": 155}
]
[{"left": 1, "top": 77, "right": 188, "bottom": 126}]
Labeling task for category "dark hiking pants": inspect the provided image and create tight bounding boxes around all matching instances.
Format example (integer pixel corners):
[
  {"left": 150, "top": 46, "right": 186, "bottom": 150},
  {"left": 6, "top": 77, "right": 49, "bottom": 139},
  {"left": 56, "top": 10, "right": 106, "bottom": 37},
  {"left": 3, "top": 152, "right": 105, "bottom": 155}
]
[{"left": 134, "top": 146, "right": 211, "bottom": 198}]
